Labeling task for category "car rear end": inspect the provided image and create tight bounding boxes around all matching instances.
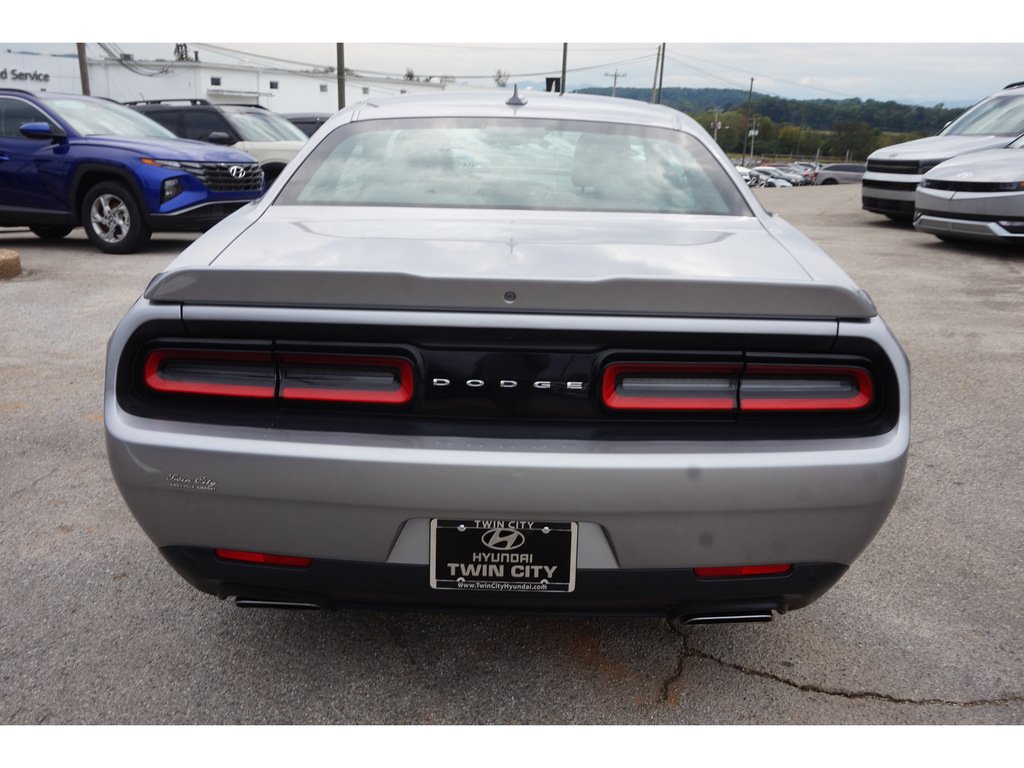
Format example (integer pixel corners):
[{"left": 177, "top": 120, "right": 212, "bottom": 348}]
[
  {"left": 105, "top": 219, "right": 909, "bottom": 621},
  {"left": 105, "top": 93, "right": 909, "bottom": 621}
]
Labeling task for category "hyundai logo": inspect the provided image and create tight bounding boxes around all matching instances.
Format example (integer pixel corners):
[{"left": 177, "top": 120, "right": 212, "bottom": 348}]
[
  {"left": 228, "top": 166, "right": 247, "bottom": 178},
  {"left": 481, "top": 528, "right": 526, "bottom": 551}
]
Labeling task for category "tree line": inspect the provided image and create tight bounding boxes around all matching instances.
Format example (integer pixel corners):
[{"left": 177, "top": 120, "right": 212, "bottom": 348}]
[{"left": 575, "top": 86, "right": 971, "bottom": 161}]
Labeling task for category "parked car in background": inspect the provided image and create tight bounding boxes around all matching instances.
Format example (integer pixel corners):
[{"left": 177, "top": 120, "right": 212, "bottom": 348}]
[
  {"left": 126, "top": 99, "right": 307, "bottom": 183},
  {"left": 813, "top": 163, "right": 866, "bottom": 185},
  {"left": 750, "top": 166, "right": 796, "bottom": 187},
  {"left": 763, "top": 162, "right": 816, "bottom": 185},
  {"left": 283, "top": 113, "right": 332, "bottom": 137},
  {"left": 105, "top": 91, "right": 909, "bottom": 622},
  {"left": 862, "top": 81, "right": 1024, "bottom": 220},
  {"left": 914, "top": 133, "right": 1024, "bottom": 244},
  {"left": 0, "top": 89, "right": 264, "bottom": 253}
]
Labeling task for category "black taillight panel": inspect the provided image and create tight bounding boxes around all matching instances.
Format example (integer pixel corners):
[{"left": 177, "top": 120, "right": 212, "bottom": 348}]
[{"left": 117, "top": 325, "right": 899, "bottom": 441}]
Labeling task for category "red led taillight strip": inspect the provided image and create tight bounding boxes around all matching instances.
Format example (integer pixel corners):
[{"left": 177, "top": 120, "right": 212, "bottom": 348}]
[
  {"left": 143, "top": 349, "right": 277, "bottom": 399},
  {"left": 215, "top": 549, "right": 313, "bottom": 567},
  {"left": 278, "top": 354, "right": 414, "bottom": 404},
  {"left": 602, "top": 363, "right": 742, "bottom": 411},
  {"left": 694, "top": 564, "right": 792, "bottom": 578}
]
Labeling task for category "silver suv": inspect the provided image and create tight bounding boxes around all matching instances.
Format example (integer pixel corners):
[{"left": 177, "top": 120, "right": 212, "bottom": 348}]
[{"left": 862, "top": 82, "right": 1024, "bottom": 220}]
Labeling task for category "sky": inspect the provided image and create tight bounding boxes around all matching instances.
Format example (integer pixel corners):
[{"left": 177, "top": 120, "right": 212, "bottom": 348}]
[{"left": 10, "top": 2, "right": 1023, "bottom": 108}]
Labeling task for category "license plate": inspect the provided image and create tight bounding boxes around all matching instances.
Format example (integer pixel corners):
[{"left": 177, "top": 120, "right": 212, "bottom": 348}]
[{"left": 430, "top": 519, "right": 577, "bottom": 593}]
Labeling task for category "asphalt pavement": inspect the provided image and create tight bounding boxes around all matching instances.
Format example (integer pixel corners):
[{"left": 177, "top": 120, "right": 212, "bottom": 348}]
[{"left": 0, "top": 184, "right": 1021, "bottom": 729}]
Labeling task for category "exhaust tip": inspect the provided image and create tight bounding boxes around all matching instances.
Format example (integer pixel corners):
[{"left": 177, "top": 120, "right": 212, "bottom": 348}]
[
  {"left": 234, "top": 598, "right": 322, "bottom": 610},
  {"left": 683, "top": 612, "right": 773, "bottom": 625}
]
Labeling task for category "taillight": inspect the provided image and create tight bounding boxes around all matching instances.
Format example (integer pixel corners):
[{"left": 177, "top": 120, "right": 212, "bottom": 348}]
[
  {"left": 602, "top": 363, "right": 741, "bottom": 411},
  {"left": 602, "top": 361, "right": 873, "bottom": 412},
  {"left": 694, "top": 564, "right": 792, "bottom": 578},
  {"left": 740, "top": 365, "right": 873, "bottom": 411},
  {"left": 279, "top": 354, "right": 414, "bottom": 404},
  {"left": 141, "top": 348, "right": 415, "bottom": 405},
  {"left": 143, "top": 349, "right": 276, "bottom": 398},
  {"left": 215, "top": 549, "right": 313, "bottom": 568}
]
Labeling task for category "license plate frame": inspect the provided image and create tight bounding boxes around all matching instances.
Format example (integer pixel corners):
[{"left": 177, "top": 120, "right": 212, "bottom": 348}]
[{"left": 430, "top": 519, "right": 577, "bottom": 593}]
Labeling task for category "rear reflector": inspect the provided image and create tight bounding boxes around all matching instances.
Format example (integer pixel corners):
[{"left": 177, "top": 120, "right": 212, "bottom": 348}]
[
  {"left": 694, "top": 564, "right": 792, "bottom": 578},
  {"left": 602, "top": 362, "right": 873, "bottom": 412},
  {"left": 215, "top": 549, "right": 313, "bottom": 568}
]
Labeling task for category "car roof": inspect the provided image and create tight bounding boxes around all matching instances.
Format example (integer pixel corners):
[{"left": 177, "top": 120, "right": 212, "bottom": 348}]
[
  {"left": 2, "top": 89, "right": 103, "bottom": 104},
  {"left": 337, "top": 90, "right": 692, "bottom": 132}
]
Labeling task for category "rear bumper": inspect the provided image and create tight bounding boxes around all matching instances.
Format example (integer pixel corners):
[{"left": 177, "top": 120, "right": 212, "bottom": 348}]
[
  {"left": 107, "top": 418, "right": 908, "bottom": 572},
  {"left": 161, "top": 546, "right": 848, "bottom": 618}
]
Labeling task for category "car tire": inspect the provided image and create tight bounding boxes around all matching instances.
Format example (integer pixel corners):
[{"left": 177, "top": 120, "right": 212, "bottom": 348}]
[
  {"left": 80, "top": 182, "right": 152, "bottom": 254},
  {"left": 821, "top": 178, "right": 838, "bottom": 185},
  {"left": 29, "top": 225, "right": 74, "bottom": 240}
]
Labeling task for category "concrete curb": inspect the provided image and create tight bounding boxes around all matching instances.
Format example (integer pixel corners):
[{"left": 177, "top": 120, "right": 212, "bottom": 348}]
[{"left": 0, "top": 248, "right": 22, "bottom": 280}]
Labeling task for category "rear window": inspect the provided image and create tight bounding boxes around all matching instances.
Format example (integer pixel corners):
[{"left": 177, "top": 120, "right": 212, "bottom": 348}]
[{"left": 276, "top": 117, "right": 752, "bottom": 216}]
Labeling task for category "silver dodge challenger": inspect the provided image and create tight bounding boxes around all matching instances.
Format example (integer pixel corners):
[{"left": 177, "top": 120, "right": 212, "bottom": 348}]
[{"left": 105, "top": 90, "right": 910, "bottom": 622}]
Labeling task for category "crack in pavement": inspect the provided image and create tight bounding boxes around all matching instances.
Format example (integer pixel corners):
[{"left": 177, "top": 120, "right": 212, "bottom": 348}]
[{"left": 662, "top": 619, "right": 1024, "bottom": 708}]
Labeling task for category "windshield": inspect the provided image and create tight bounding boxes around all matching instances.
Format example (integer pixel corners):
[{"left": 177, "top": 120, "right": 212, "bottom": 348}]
[
  {"left": 942, "top": 93, "right": 1024, "bottom": 137},
  {"left": 277, "top": 117, "right": 752, "bottom": 215},
  {"left": 223, "top": 109, "right": 308, "bottom": 142},
  {"left": 46, "top": 97, "right": 177, "bottom": 138}
]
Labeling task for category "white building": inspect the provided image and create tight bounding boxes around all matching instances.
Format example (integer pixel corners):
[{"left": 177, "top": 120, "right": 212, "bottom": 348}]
[{"left": 1, "top": 45, "right": 480, "bottom": 114}]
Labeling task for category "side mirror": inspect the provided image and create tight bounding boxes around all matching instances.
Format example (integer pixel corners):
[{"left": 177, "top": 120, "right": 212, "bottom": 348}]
[
  {"left": 19, "top": 122, "right": 67, "bottom": 140},
  {"left": 207, "top": 131, "right": 234, "bottom": 145}
]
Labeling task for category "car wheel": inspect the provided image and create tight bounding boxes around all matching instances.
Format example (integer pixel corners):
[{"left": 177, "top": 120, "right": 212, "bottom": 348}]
[
  {"left": 821, "top": 178, "right": 838, "bottom": 185},
  {"left": 29, "top": 225, "right": 74, "bottom": 240},
  {"left": 80, "top": 182, "right": 152, "bottom": 254}
]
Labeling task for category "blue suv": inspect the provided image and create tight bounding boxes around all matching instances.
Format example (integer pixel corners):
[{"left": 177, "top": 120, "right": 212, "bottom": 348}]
[{"left": 0, "top": 89, "right": 265, "bottom": 253}]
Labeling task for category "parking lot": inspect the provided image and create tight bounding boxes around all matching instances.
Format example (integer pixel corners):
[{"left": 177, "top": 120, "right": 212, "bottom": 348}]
[{"left": 0, "top": 183, "right": 1021, "bottom": 726}]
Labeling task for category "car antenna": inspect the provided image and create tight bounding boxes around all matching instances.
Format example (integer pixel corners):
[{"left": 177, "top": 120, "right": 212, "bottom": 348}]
[{"left": 506, "top": 84, "right": 528, "bottom": 107}]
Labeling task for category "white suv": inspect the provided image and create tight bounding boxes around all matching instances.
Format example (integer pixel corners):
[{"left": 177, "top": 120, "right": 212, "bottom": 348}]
[
  {"left": 127, "top": 99, "right": 308, "bottom": 184},
  {"left": 861, "top": 82, "right": 1024, "bottom": 220}
]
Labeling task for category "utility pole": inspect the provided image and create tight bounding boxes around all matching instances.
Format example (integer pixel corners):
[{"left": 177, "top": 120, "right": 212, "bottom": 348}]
[
  {"left": 650, "top": 44, "right": 663, "bottom": 103},
  {"left": 605, "top": 69, "right": 626, "bottom": 97},
  {"left": 561, "top": 43, "right": 567, "bottom": 94},
  {"left": 336, "top": 43, "right": 345, "bottom": 110},
  {"left": 741, "top": 77, "right": 754, "bottom": 166},
  {"left": 656, "top": 42, "right": 666, "bottom": 104},
  {"left": 711, "top": 110, "right": 722, "bottom": 142},
  {"left": 76, "top": 43, "right": 90, "bottom": 96}
]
